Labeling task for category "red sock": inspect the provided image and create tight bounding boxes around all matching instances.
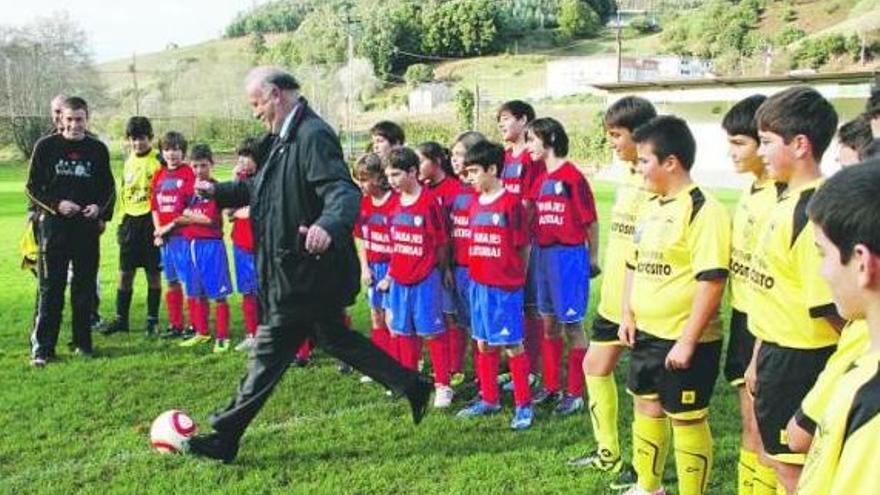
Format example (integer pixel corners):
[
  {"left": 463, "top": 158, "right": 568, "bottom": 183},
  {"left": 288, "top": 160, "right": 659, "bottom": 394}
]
[
  {"left": 296, "top": 339, "right": 313, "bottom": 360},
  {"left": 428, "top": 335, "right": 450, "bottom": 386},
  {"left": 509, "top": 352, "right": 532, "bottom": 407},
  {"left": 566, "top": 347, "right": 587, "bottom": 397},
  {"left": 524, "top": 315, "right": 543, "bottom": 374},
  {"left": 541, "top": 335, "right": 564, "bottom": 393},
  {"left": 479, "top": 349, "right": 501, "bottom": 405},
  {"left": 386, "top": 333, "right": 400, "bottom": 362},
  {"left": 166, "top": 285, "right": 184, "bottom": 329},
  {"left": 446, "top": 323, "right": 463, "bottom": 374},
  {"left": 215, "top": 301, "right": 230, "bottom": 340},
  {"left": 242, "top": 295, "right": 258, "bottom": 336},
  {"left": 199, "top": 298, "right": 210, "bottom": 336},
  {"left": 399, "top": 335, "right": 421, "bottom": 371},
  {"left": 187, "top": 297, "right": 205, "bottom": 335},
  {"left": 371, "top": 327, "right": 390, "bottom": 354}
]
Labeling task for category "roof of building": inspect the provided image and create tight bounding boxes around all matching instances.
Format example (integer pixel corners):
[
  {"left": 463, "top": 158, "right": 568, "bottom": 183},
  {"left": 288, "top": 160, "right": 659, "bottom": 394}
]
[{"left": 590, "top": 70, "right": 879, "bottom": 92}]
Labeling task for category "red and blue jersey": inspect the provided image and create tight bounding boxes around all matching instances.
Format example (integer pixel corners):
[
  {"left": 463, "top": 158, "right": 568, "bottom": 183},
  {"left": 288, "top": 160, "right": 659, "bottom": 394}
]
[
  {"left": 181, "top": 179, "right": 223, "bottom": 240},
  {"left": 502, "top": 148, "right": 545, "bottom": 199},
  {"left": 467, "top": 191, "right": 528, "bottom": 290},
  {"left": 388, "top": 188, "right": 447, "bottom": 285},
  {"left": 231, "top": 171, "right": 254, "bottom": 251},
  {"left": 355, "top": 191, "right": 396, "bottom": 264},
  {"left": 450, "top": 182, "right": 476, "bottom": 267},
  {"left": 528, "top": 161, "right": 597, "bottom": 247},
  {"left": 151, "top": 164, "right": 195, "bottom": 230}
]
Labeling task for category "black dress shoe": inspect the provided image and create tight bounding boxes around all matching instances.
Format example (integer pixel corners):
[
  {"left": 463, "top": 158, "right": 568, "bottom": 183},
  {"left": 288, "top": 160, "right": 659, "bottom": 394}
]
[
  {"left": 406, "top": 376, "right": 434, "bottom": 425},
  {"left": 188, "top": 432, "right": 239, "bottom": 464},
  {"left": 101, "top": 319, "right": 129, "bottom": 335}
]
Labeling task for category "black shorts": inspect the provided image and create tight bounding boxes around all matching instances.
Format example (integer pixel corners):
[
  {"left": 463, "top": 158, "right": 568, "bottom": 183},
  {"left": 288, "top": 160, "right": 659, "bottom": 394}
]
[
  {"left": 627, "top": 331, "right": 722, "bottom": 420},
  {"left": 724, "top": 309, "right": 756, "bottom": 386},
  {"left": 754, "top": 342, "right": 835, "bottom": 462},
  {"left": 590, "top": 314, "right": 623, "bottom": 345},
  {"left": 118, "top": 213, "right": 161, "bottom": 272}
]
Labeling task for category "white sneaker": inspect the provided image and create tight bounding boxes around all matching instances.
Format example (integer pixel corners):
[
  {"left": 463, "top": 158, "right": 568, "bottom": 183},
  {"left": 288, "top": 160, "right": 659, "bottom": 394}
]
[
  {"left": 235, "top": 336, "right": 256, "bottom": 352},
  {"left": 621, "top": 487, "right": 666, "bottom": 495},
  {"left": 433, "top": 385, "right": 454, "bottom": 408},
  {"left": 359, "top": 375, "right": 374, "bottom": 384}
]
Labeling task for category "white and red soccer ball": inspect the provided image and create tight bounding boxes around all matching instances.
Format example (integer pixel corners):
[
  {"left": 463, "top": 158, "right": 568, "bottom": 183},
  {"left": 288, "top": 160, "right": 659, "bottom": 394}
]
[{"left": 150, "top": 410, "right": 197, "bottom": 453}]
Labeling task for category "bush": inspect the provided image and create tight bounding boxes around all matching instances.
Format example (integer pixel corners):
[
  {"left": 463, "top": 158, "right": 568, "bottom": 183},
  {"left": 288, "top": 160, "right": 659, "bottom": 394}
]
[
  {"left": 776, "top": 27, "right": 806, "bottom": 46},
  {"left": 629, "top": 16, "right": 657, "bottom": 35},
  {"left": 455, "top": 88, "right": 476, "bottom": 130},
  {"left": 558, "top": 0, "right": 602, "bottom": 39},
  {"left": 421, "top": 0, "right": 502, "bottom": 57},
  {"left": 404, "top": 64, "right": 434, "bottom": 87},
  {"left": 782, "top": 2, "right": 797, "bottom": 22},
  {"left": 792, "top": 34, "right": 851, "bottom": 69}
]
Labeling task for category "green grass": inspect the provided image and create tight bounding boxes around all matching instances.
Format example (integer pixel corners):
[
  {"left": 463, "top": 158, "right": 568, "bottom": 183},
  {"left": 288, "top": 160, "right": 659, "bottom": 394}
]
[{"left": 0, "top": 161, "right": 745, "bottom": 494}]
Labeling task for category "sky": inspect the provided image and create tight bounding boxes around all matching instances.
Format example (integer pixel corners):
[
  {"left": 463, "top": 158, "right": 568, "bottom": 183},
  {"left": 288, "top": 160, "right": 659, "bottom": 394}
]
[{"left": 1, "top": 0, "right": 267, "bottom": 63}]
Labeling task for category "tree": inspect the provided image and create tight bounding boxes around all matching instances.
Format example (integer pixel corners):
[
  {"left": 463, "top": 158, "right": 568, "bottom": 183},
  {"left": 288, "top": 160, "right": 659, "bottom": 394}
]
[
  {"left": 421, "top": 0, "right": 501, "bottom": 57},
  {"left": 356, "top": 0, "right": 423, "bottom": 80},
  {"left": 455, "top": 88, "right": 475, "bottom": 130},
  {"left": 0, "top": 13, "right": 105, "bottom": 158},
  {"left": 558, "top": 0, "right": 601, "bottom": 40}
]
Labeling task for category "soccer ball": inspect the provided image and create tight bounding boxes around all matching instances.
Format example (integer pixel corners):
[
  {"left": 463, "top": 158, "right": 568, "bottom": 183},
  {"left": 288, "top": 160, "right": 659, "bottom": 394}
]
[{"left": 150, "top": 410, "right": 197, "bottom": 453}]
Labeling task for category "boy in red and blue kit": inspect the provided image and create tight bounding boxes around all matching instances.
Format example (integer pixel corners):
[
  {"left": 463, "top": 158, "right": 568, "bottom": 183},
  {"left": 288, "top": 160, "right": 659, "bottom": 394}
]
[
  {"left": 526, "top": 117, "right": 599, "bottom": 415},
  {"left": 230, "top": 138, "right": 260, "bottom": 352},
  {"left": 151, "top": 131, "right": 195, "bottom": 339},
  {"left": 455, "top": 140, "right": 535, "bottom": 430},
  {"left": 176, "top": 144, "right": 233, "bottom": 352},
  {"left": 378, "top": 147, "right": 453, "bottom": 409},
  {"left": 498, "top": 100, "right": 546, "bottom": 381}
]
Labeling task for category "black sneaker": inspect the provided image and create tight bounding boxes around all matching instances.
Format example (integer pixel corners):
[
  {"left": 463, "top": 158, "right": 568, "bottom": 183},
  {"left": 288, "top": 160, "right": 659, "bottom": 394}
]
[
  {"left": 337, "top": 361, "right": 353, "bottom": 374},
  {"left": 188, "top": 432, "right": 240, "bottom": 464},
  {"left": 180, "top": 326, "right": 197, "bottom": 340},
  {"left": 568, "top": 451, "right": 623, "bottom": 472},
  {"left": 145, "top": 319, "right": 159, "bottom": 337},
  {"left": 293, "top": 356, "right": 310, "bottom": 368},
  {"left": 532, "top": 388, "right": 562, "bottom": 406},
  {"left": 406, "top": 376, "right": 434, "bottom": 425},
  {"left": 100, "top": 318, "right": 129, "bottom": 335},
  {"left": 608, "top": 462, "right": 638, "bottom": 490},
  {"left": 161, "top": 326, "right": 184, "bottom": 339}
]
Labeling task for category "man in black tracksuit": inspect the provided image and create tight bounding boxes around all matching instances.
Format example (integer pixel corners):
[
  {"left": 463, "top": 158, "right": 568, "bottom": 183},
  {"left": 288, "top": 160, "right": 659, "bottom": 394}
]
[
  {"left": 187, "top": 67, "right": 433, "bottom": 462},
  {"left": 26, "top": 97, "right": 115, "bottom": 365}
]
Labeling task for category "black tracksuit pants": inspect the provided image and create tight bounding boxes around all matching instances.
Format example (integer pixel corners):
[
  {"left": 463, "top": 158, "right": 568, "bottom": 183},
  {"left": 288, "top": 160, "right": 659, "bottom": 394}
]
[{"left": 31, "top": 216, "right": 100, "bottom": 357}]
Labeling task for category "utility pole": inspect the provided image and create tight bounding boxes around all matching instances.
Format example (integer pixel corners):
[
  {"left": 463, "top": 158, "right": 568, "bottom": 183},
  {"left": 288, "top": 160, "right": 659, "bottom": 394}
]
[
  {"left": 345, "top": 5, "right": 355, "bottom": 159},
  {"left": 129, "top": 53, "right": 140, "bottom": 115}
]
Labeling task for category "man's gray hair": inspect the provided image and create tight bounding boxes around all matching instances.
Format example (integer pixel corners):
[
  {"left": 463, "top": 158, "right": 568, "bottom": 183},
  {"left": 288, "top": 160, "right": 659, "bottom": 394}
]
[{"left": 245, "top": 66, "right": 301, "bottom": 94}]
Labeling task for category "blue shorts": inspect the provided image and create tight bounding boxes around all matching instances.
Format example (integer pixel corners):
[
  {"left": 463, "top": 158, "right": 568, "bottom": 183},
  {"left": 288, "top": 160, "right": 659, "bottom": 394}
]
[
  {"left": 470, "top": 282, "right": 524, "bottom": 347},
  {"left": 233, "top": 245, "right": 257, "bottom": 295},
  {"left": 182, "top": 239, "right": 232, "bottom": 299},
  {"left": 366, "top": 261, "right": 389, "bottom": 310},
  {"left": 385, "top": 269, "right": 445, "bottom": 337},
  {"left": 524, "top": 240, "right": 539, "bottom": 308},
  {"left": 160, "top": 236, "right": 189, "bottom": 284},
  {"left": 536, "top": 244, "right": 590, "bottom": 323}
]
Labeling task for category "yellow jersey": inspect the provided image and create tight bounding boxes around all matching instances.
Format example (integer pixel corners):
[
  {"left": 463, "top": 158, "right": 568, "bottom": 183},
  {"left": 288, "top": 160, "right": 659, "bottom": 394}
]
[
  {"left": 598, "top": 164, "right": 652, "bottom": 323},
  {"left": 798, "top": 349, "right": 880, "bottom": 495},
  {"left": 120, "top": 149, "right": 162, "bottom": 217},
  {"left": 749, "top": 178, "right": 839, "bottom": 349},
  {"left": 629, "top": 184, "right": 731, "bottom": 342},
  {"left": 729, "top": 178, "right": 781, "bottom": 313}
]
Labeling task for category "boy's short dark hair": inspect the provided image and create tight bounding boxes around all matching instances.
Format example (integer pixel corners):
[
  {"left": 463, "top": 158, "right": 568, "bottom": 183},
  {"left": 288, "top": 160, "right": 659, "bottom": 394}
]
[
  {"left": 838, "top": 114, "right": 874, "bottom": 152},
  {"left": 61, "top": 96, "right": 89, "bottom": 116},
  {"left": 160, "top": 131, "right": 188, "bottom": 154},
  {"left": 125, "top": 116, "right": 153, "bottom": 139},
  {"left": 860, "top": 138, "right": 880, "bottom": 162},
  {"left": 722, "top": 94, "right": 767, "bottom": 141},
  {"left": 355, "top": 152, "right": 390, "bottom": 190},
  {"left": 526, "top": 117, "right": 569, "bottom": 157},
  {"left": 464, "top": 140, "right": 505, "bottom": 177},
  {"left": 604, "top": 96, "right": 657, "bottom": 132},
  {"left": 756, "top": 86, "right": 839, "bottom": 161},
  {"left": 383, "top": 147, "right": 419, "bottom": 172},
  {"left": 808, "top": 160, "right": 880, "bottom": 263},
  {"left": 497, "top": 100, "right": 536, "bottom": 123},
  {"left": 235, "top": 137, "right": 259, "bottom": 158},
  {"left": 453, "top": 130, "right": 486, "bottom": 153},
  {"left": 866, "top": 86, "right": 880, "bottom": 118},
  {"left": 633, "top": 115, "right": 697, "bottom": 171},
  {"left": 370, "top": 121, "right": 405, "bottom": 146},
  {"left": 190, "top": 143, "right": 213, "bottom": 163}
]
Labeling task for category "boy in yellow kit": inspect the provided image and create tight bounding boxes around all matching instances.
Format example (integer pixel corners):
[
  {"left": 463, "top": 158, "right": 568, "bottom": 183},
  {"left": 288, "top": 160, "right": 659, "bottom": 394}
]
[
  {"left": 619, "top": 116, "right": 731, "bottom": 495},
  {"left": 796, "top": 161, "right": 880, "bottom": 494},
  {"left": 745, "top": 86, "right": 844, "bottom": 494}
]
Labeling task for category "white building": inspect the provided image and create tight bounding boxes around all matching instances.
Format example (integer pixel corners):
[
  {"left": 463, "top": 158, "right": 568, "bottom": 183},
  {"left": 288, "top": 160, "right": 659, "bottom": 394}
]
[
  {"left": 545, "top": 56, "right": 710, "bottom": 98},
  {"left": 408, "top": 83, "right": 453, "bottom": 114}
]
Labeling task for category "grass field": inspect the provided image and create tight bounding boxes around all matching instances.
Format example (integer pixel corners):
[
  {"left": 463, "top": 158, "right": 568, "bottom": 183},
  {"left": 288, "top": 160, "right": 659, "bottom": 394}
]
[{"left": 0, "top": 160, "right": 745, "bottom": 495}]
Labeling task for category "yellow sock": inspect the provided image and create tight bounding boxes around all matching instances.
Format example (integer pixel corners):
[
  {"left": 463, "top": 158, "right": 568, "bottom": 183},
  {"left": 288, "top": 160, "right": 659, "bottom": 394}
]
[
  {"left": 738, "top": 449, "right": 757, "bottom": 495},
  {"left": 632, "top": 412, "right": 670, "bottom": 492},
  {"left": 673, "top": 420, "right": 714, "bottom": 495},
  {"left": 586, "top": 374, "right": 620, "bottom": 461},
  {"left": 753, "top": 461, "right": 778, "bottom": 495}
]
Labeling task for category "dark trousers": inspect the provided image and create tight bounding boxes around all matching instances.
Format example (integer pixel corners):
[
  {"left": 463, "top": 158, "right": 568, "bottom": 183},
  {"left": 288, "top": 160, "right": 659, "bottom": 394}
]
[
  {"left": 31, "top": 217, "right": 100, "bottom": 357},
  {"left": 210, "top": 308, "right": 421, "bottom": 439}
]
